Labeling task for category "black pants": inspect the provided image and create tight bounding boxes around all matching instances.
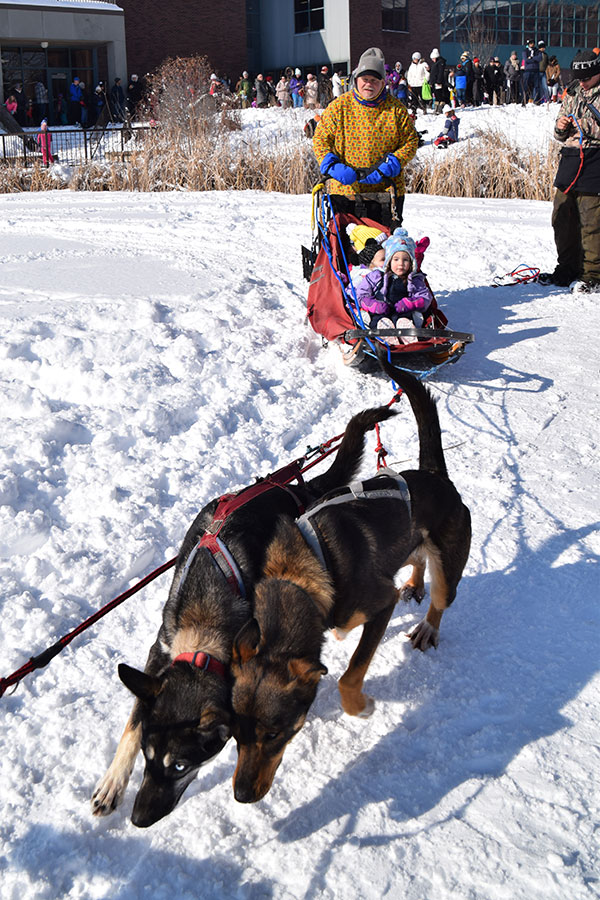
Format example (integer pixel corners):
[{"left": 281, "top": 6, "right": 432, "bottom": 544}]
[{"left": 329, "top": 193, "right": 404, "bottom": 230}]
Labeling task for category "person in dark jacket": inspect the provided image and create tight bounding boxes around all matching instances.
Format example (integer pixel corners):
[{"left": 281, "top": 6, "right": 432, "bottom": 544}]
[
  {"left": 434, "top": 104, "right": 460, "bottom": 147},
  {"left": 126, "top": 74, "right": 143, "bottom": 120},
  {"left": 523, "top": 40, "right": 542, "bottom": 102},
  {"left": 538, "top": 40, "right": 550, "bottom": 101},
  {"left": 459, "top": 52, "right": 474, "bottom": 103},
  {"left": 254, "top": 74, "right": 270, "bottom": 107},
  {"left": 110, "top": 77, "right": 125, "bottom": 121},
  {"left": 538, "top": 50, "right": 600, "bottom": 292},
  {"left": 317, "top": 66, "right": 334, "bottom": 108},
  {"left": 484, "top": 57, "right": 504, "bottom": 105},
  {"left": 429, "top": 49, "right": 448, "bottom": 111},
  {"left": 471, "top": 58, "right": 485, "bottom": 105}
]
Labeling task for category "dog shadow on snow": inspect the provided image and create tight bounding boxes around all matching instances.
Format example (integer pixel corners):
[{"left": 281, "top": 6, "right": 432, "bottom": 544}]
[
  {"left": 14, "top": 822, "right": 274, "bottom": 900},
  {"left": 273, "top": 520, "right": 599, "bottom": 852},
  {"left": 270, "top": 281, "right": 597, "bottom": 890}
]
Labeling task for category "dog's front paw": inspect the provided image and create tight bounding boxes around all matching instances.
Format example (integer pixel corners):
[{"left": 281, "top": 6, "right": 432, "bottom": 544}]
[
  {"left": 357, "top": 695, "right": 375, "bottom": 718},
  {"left": 407, "top": 619, "right": 439, "bottom": 651},
  {"left": 91, "top": 769, "right": 129, "bottom": 817},
  {"left": 399, "top": 583, "right": 425, "bottom": 605}
]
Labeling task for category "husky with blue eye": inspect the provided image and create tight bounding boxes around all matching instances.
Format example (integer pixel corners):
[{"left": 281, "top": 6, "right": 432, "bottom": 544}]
[{"left": 91, "top": 404, "right": 395, "bottom": 827}]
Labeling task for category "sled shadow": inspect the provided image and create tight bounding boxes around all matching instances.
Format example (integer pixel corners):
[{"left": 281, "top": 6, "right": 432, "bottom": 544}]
[
  {"left": 431, "top": 282, "right": 558, "bottom": 390},
  {"left": 13, "top": 822, "right": 273, "bottom": 900},
  {"left": 272, "top": 520, "right": 599, "bottom": 896}
]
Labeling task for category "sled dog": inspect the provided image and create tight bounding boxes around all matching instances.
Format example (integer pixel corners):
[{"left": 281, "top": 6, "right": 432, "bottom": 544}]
[
  {"left": 230, "top": 360, "right": 471, "bottom": 803},
  {"left": 91, "top": 405, "right": 394, "bottom": 826}
]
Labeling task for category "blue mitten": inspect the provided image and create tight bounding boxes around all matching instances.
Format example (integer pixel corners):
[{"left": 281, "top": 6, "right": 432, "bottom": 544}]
[
  {"left": 320, "top": 152, "right": 357, "bottom": 185},
  {"left": 358, "top": 154, "right": 402, "bottom": 184}
]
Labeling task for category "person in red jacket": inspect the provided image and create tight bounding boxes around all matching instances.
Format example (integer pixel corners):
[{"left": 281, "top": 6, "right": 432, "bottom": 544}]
[{"left": 37, "top": 119, "right": 54, "bottom": 165}]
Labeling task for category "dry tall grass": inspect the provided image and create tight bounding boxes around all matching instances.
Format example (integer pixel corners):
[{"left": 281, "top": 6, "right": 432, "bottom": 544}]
[
  {"left": 405, "top": 127, "right": 559, "bottom": 201},
  {"left": 0, "top": 58, "right": 558, "bottom": 200}
]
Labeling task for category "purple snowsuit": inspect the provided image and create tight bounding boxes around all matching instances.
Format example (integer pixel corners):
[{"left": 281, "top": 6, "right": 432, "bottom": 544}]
[{"left": 355, "top": 269, "right": 433, "bottom": 318}]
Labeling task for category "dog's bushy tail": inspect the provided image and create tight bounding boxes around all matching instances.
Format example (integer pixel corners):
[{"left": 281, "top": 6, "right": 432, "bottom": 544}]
[
  {"left": 377, "top": 353, "right": 448, "bottom": 479},
  {"left": 308, "top": 406, "right": 396, "bottom": 496}
]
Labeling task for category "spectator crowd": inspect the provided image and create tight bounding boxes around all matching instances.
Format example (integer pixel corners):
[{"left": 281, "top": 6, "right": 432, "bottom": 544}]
[{"left": 219, "top": 41, "right": 567, "bottom": 113}]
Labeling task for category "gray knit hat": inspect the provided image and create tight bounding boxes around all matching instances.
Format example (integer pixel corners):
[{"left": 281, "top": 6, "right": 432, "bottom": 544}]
[{"left": 354, "top": 47, "right": 385, "bottom": 80}]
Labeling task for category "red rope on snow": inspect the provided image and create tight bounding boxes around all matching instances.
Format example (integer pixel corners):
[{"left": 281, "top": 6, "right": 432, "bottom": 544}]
[{"left": 0, "top": 435, "right": 348, "bottom": 699}]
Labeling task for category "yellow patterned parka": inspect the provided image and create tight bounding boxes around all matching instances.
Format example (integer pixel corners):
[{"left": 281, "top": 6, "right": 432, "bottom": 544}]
[{"left": 313, "top": 89, "right": 419, "bottom": 197}]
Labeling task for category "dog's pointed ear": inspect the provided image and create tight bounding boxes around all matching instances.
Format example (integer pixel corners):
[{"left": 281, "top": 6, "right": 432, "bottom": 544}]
[
  {"left": 118, "top": 663, "right": 163, "bottom": 701},
  {"left": 287, "top": 658, "right": 328, "bottom": 686},
  {"left": 232, "top": 618, "right": 261, "bottom": 665}
]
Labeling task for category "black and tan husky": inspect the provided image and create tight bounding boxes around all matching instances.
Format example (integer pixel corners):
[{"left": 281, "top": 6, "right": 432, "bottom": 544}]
[
  {"left": 230, "top": 360, "right": 471, "bottom": 803},
  {"left": 91, "top": 405, "right": 394, "bottom": 827}
]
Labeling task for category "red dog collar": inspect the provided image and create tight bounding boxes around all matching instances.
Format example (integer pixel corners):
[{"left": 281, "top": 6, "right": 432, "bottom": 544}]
[{"left": 172, "top": 651, "right": 227, "bottom": 680}]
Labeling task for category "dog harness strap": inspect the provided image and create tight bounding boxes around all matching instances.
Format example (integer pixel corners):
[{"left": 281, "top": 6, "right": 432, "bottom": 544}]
[
  {"left": 202, "top": 533, "right": 247, "bottom": 599},
  {"left": 296, "top": 474, "right": 411, "bottom": 571},
  {"left": 296, "top": 517, "right": 328, "bottom": 571},
  {"left": 173, "top": 651, "right": 227, "bottom": 680},
  {"left": 300, "top": 474, "right": 411, "bottom": 521},
  {"left": 207, "top": 461, "right": 306, "bottom": 533},
  {"left": 176, "top": 462, "right": 308, "bottom": 604}
]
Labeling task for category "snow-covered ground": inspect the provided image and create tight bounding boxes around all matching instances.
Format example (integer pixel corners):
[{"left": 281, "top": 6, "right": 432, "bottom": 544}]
[
  {"left": 236, "top": 99, "right": 558, "bottom": 155},
  {"left": 0, "top": 107, "right": 598, "bottom": 899}
]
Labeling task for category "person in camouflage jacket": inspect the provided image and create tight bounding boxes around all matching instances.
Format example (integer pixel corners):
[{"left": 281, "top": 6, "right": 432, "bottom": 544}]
[
  {"left": 539, "top": 50, "right": 600, "bottom": 291},
  {"left": 313, "top": 47, "right": 418, "bottom": 225}
]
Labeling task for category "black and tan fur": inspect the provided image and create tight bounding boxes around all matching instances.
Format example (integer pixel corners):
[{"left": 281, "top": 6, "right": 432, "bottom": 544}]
[
  {"left": 91, "top": 405, "right": 394, "bottom": 827},
  {"left": 230, "top": 361, "right": 471, "bottom": 803}
]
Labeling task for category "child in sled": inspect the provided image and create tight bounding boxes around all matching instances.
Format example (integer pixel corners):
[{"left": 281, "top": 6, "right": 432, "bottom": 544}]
[
  {"left": 354, "top": 227, "right": 432, "bottom": 344},
  {"left": 434, "top": 105, "right": 459, "bottom": 148},
  {"left": 346, "top": 223, "right": 387, "bottom": 287}
]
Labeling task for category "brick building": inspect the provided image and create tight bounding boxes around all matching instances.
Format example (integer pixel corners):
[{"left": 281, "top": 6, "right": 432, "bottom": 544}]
[
  {"left": 119, "top": 0, "right": 440, "bottom": 83},
  {"left": 119, "top": 0, "right": 247, "bottom": 81}
]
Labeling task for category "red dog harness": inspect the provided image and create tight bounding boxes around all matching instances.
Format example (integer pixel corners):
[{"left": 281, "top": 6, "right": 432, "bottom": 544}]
[{"left": 179, "top": 460, "right": 308, "bottom": 601}]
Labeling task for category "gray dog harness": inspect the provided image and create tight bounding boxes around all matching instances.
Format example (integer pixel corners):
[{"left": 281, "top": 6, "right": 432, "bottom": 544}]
[{"left": 295, "top": 471, "right": 411, "bottom": 571}]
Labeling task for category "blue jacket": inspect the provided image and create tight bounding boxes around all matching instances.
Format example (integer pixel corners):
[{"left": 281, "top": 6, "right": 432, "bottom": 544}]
[
  {"left": 441, "top": 114, "right": 459, "bottom": 142},
  {"left": 69, "top": 82, "right": 82, "bottom": 103},
  {"left": 524, "top": 49, "right": 542, "bottom": 72},
  {"left": 455, "top": 71, "right": 467, "bottom": 90}
]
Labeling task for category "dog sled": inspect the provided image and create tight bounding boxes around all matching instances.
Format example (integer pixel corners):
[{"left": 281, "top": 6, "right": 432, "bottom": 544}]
[{"left": 303, "top": 187, "right": 474, "bottom": 378}]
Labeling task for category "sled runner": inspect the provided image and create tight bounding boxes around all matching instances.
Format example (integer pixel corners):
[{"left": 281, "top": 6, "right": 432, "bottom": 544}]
[{"left": 304, "top": 188, "right": 474, "bottom": 378}]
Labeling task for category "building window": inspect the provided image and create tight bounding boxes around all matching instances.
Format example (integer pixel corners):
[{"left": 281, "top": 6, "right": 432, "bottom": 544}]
[
  {"left": 294, "top": 0, "right": 325, "bottom": 34},
  {"left": 382, "top": 0, "right": 408, "bottom": 32},
  {"left": 441, "top": 1, "right": 600, "bottom": 51}
]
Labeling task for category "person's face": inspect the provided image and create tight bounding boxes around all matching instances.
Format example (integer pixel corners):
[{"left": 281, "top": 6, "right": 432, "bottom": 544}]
[
  {"left": 370, "top": 248, "right": 386, "bottom": 269},
  {"left": 579, "top": 72, "right": 600, "bottom": 90},
  {"left": 390, "top": 251, "right": 412, "bottom": 276},
  {"left": 356, "top": 74, "right": 384, "bottom": 100}
]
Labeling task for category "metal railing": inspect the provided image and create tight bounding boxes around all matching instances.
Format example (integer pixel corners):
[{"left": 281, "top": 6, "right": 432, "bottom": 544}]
[{"left": 0, "top": 124, "right": 152, "bottom": 167}]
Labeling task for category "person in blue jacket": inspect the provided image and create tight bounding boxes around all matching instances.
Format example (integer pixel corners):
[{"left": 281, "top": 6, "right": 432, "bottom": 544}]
[
  {"left": 523, "top": 39, "right": 542, "bottom": 102},
  {"left": 434, "top": 105, "right": 460, "bottom": 147},
  {"left": 454, "top": 63, "right": 467, "bottom": 106},
  {"left": 68, "top": 76, "right": 83, "bottom": 125}
]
